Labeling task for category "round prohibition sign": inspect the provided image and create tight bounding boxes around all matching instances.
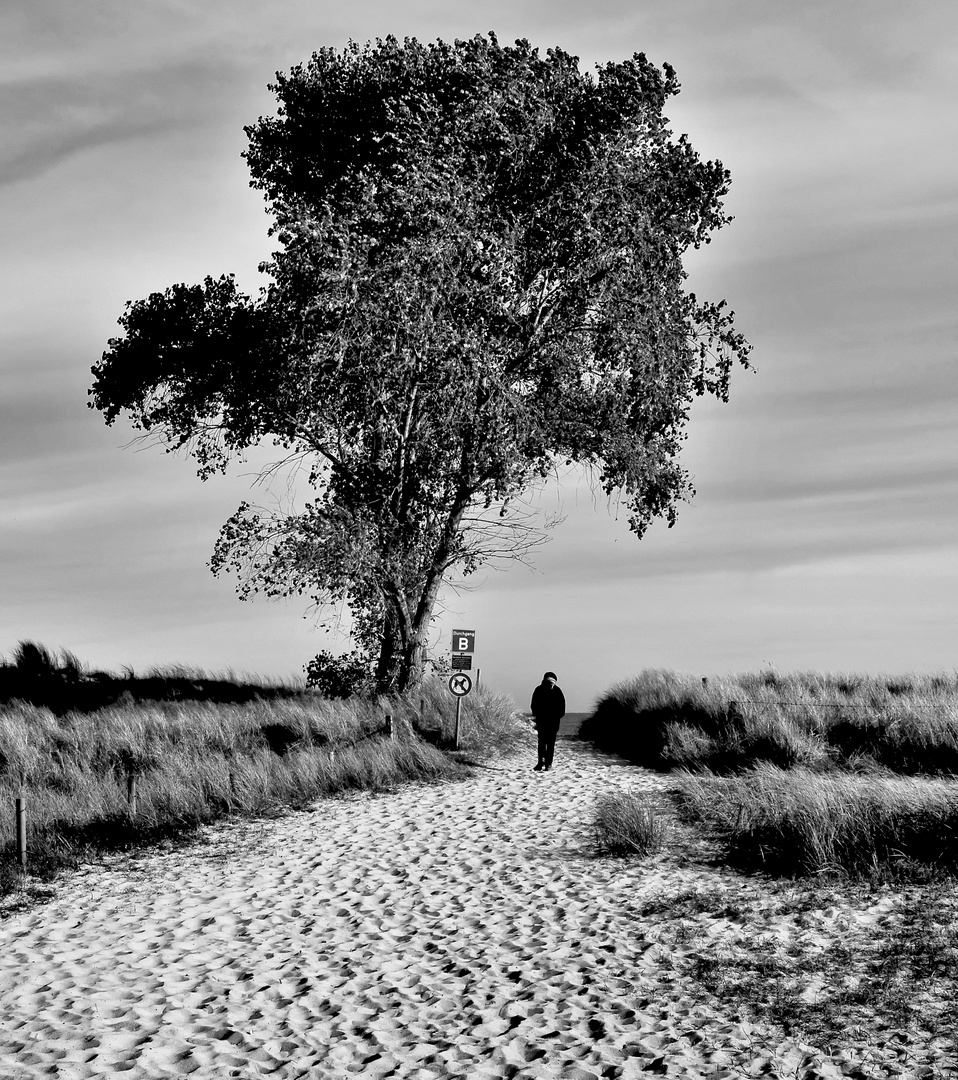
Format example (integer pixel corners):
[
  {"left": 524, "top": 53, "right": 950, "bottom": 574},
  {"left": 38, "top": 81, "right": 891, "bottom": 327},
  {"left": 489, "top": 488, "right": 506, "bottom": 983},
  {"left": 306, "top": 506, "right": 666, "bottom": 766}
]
[{"left": 448, "top": 673, "right": 473, "bottom": 697}]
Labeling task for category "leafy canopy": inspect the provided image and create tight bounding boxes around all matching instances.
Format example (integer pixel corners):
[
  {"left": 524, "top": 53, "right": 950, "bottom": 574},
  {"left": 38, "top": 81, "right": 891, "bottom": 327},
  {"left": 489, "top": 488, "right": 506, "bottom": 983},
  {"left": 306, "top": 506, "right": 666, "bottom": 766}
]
[{"left": 90, "top": 34, "right": 750, "bottom": 689}]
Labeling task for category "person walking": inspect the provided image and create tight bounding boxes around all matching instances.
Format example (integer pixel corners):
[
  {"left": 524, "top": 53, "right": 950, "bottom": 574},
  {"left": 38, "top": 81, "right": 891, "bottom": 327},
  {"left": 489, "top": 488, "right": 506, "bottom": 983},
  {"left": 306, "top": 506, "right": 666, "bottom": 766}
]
[{"left": 530, "top": 671, "right": 566, "bottom": 771}]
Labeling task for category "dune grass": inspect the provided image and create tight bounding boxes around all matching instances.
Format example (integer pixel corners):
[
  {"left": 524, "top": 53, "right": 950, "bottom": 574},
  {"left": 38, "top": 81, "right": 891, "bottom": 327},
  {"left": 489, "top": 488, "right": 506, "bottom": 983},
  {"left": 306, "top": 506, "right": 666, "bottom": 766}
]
[
  {"left": 580, "top": 668, "right": 958, "bottom": 776},
  {"left": 0, "top": 674, "right": 524, "bottom": 898},
  {"left": 674, "top": 764, "right": 958, "bottom": 878},
  {"left": 589, "top": 791, "right": 666, "bottom": 858},
  {"left": 582, "top": 669, "right": 958, "bottom": 879}
]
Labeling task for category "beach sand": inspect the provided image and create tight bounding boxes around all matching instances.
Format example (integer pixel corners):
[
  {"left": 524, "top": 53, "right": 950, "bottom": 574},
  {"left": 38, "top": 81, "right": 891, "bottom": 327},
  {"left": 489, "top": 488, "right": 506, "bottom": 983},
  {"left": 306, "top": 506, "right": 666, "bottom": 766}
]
[{"left": 0, "top": 734, "right": 953, "bottom": 1079}]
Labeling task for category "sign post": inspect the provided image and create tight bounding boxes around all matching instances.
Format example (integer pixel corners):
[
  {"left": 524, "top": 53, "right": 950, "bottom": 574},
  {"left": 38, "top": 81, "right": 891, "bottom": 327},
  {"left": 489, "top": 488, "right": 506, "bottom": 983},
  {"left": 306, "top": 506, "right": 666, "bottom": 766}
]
[
  {"left": 449, "top": 632, "right": 476, "bottom": 750},
  {"left": 450, "top": 629, "right": 476, "bottom": 720},
  {"left": 447, "top": 672, "right": 472, "bottom": 749}
]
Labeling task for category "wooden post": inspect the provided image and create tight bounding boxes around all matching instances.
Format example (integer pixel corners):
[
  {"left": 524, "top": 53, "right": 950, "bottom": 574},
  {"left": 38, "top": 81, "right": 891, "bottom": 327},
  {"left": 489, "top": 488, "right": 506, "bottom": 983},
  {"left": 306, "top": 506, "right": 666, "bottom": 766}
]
[
  {"left": 702, "top": 677, "right": 709, "bottom": 688},
  {"left": 475, "top": 668, "right": 481, "bottom": 693},
  {"left": 126, "top": 770, "right": 138, "bottom": 817},
  {"left": 385, "top": 714, "right": 394, "bottom": 740},
  {"left": 454, "top": 697, "right": 462, "bottom": 750},
  {"left": 15, "top": 796, "right": 26, "bottom": 870}
]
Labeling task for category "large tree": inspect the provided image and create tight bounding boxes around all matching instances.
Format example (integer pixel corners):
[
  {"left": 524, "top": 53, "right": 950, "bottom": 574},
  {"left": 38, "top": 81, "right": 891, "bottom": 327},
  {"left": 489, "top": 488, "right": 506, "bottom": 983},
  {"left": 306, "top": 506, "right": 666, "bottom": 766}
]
[{"left": 90, "top": 34, "right": 751, "bottom": 693}]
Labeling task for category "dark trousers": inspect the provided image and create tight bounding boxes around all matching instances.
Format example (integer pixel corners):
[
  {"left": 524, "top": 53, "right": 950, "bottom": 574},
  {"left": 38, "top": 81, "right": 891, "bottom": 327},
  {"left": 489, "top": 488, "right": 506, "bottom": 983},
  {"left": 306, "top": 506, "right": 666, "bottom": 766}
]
[{"left": 536, "top": 723, "right": 560, "bottom": 768}]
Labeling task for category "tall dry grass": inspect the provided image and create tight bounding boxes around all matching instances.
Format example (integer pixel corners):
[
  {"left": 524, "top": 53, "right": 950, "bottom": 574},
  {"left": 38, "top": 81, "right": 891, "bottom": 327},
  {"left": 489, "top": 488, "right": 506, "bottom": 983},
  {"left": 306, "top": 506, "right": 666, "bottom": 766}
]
[
  {"left": 675, "top": 764, "right": 958, "bottom": 877},
  {"left": 0, "top": 677, "right": 523, "bottom": 895},
  {"left": 581, "top": 669, "right": 958, "bottom": 878},
  {"left": 580, "top": 668, "right": 958, "bottom": 775},
  {"left": 589, "top": 792, "right": 667, "bottom": 858}
]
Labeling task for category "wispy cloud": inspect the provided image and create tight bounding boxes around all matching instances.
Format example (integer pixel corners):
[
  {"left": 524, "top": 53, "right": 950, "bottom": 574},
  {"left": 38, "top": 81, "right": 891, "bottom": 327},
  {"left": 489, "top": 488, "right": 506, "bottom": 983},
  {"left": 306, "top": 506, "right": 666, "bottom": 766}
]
[{"left": 0, "top": 59, "right": 248, "bottom": 187}]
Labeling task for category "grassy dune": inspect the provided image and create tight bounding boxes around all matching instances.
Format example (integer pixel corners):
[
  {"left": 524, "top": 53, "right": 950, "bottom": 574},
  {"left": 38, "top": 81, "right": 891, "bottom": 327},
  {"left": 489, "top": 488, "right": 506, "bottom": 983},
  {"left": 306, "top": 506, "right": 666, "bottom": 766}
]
[
  {"left": 581, "top": 668, "right": 958, "bottom": 775},
  {"left": 0, "top": 671, "right": 523, "bottom": 897},
  {"left": 582, "top": 669, "right": 958, "bottom": 878},
  {"left": 675, "top": 765, "right": 958, "bottom": 877}
]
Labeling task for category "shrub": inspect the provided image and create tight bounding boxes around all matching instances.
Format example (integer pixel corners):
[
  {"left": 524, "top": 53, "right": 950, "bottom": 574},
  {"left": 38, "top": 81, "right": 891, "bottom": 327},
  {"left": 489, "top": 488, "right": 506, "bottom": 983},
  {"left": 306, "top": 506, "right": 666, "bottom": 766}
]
[
  {"left": 0, "top": 641, "right": 311, "bottom": 714},
  {"left": 304, "top": 650, "right": 373, "bottom": 699}
]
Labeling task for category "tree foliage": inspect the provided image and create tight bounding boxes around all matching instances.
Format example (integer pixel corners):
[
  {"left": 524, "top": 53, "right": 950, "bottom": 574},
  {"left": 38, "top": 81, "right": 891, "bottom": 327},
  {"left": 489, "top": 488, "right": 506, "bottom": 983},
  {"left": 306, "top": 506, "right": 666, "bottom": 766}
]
[
  {"left": 90, "top": 34, "right": 751, "bottom": 693},
  {"left": 303, "top": 649, "right": 373, "bottom": 699}
]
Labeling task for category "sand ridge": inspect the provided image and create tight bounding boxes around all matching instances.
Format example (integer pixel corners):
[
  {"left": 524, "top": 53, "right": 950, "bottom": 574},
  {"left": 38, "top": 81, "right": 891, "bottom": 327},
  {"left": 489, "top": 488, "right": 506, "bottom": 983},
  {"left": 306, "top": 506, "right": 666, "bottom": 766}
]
[{"left": 0, "top": 737, "right": 952, "bottom": 1079}]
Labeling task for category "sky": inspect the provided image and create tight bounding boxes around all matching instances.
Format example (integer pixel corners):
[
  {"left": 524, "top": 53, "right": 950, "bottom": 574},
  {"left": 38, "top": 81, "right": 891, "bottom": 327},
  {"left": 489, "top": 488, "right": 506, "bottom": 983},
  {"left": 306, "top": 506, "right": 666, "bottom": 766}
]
[{"left": 1, "top": 1, "right": 956, "bottom": 712}]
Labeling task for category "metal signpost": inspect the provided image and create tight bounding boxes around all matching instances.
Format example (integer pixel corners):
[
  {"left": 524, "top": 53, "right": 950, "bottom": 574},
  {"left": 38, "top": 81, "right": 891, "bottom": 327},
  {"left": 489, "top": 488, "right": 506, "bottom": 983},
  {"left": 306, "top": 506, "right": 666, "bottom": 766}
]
[{"left": 448, "top": 630, "right": 476, "bottom": 749}]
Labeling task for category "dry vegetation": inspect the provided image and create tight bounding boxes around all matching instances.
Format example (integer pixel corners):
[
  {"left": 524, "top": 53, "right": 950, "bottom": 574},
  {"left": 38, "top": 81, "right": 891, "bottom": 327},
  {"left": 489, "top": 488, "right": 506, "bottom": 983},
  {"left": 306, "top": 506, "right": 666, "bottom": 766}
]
[
  {"left": 582, "top": 667, "right": 958, "bottom": 878},
  {"left": 589, "top": 791, "right": 667, "bottom": 858},
  {"left": 675, "top": 764, "right": 958, "bottom": 878},
  {"left": 0, "top": 644, "right": 524, "bottom": 898}
]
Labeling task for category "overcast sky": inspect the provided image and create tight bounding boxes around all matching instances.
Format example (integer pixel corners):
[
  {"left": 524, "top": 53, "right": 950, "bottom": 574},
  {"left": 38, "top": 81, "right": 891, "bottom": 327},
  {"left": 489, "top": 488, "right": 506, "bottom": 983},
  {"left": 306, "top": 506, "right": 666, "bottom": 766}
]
[{"left": 2, "top": 1, "right": 956, "bottom": 711}]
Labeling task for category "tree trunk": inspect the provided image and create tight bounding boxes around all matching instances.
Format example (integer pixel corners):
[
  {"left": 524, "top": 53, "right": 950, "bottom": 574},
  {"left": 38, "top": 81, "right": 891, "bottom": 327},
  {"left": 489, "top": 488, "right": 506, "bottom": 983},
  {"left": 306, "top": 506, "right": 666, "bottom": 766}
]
[
  {"left": 374, "top": 593, "right": 431, "bottom": 694},
  {"left": 374, "top": 609, "right": 403, "bottom": 694},
  {"left": 374, "top": 590, "right": 424, "bottom": 694},
  {"left": 374, "top": 494, "right": 472, "bottom": 695},
  {"left": 398, "top": 637, "right": 426, "bottom": 693}
]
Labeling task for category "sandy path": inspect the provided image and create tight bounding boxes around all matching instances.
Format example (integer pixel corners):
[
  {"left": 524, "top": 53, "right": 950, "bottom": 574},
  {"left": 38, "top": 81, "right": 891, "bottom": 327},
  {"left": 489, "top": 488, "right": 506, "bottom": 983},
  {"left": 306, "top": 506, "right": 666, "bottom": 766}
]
[{"left": 0, "top": 737, "right": 946, "bottom": 1079}]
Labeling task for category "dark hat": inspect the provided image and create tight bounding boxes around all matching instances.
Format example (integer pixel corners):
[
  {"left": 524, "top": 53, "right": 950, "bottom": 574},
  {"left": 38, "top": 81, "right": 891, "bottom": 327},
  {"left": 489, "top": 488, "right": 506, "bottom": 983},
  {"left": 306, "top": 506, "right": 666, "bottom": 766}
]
[{"left": 543, "top": 671, "right": 557, "bottom": 681}]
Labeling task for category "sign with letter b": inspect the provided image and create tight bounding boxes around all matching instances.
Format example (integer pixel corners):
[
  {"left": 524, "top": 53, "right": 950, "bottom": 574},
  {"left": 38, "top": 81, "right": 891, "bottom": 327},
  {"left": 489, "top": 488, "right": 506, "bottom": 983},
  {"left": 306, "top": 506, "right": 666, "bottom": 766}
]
[{"left": 452, "top": 629, "right": 475, "bottom": 654}]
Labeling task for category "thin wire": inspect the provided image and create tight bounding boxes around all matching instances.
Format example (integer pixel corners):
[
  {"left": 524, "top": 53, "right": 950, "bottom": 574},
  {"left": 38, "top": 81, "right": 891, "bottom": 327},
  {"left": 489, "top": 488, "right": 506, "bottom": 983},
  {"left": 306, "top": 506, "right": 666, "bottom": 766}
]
[{"left": 723, "top": 699, "right": 956, "bottom": 710}]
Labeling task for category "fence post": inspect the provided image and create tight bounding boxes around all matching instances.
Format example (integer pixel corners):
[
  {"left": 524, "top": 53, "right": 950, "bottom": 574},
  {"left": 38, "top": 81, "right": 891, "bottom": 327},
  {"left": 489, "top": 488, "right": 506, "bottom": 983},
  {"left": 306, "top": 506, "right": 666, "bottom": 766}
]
[
  {"left": 126, "top": 769, "right": 138, "bottom": 817},
  {"left": 15, "top": 796, "right": 26, "bottom": 870},
  {"left": 385, "top": 714, "right": 394, "bottom": 740},
  {"left": 702, "top": 677, "right": 709, "bottom": 688}
]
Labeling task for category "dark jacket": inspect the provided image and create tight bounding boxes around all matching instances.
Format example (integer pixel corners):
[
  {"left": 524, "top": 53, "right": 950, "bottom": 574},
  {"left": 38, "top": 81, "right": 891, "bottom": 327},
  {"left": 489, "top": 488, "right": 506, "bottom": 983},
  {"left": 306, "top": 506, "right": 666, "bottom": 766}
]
[{"left": 531, "top": 682, "right": 566, "bottom": 728}]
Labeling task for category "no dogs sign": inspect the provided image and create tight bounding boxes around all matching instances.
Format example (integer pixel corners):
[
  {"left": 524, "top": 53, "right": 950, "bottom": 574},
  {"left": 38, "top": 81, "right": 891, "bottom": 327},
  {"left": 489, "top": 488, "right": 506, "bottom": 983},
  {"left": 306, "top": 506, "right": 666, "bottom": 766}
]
[{"left": 448, "top": 673, "right": 472, "bottom": 697}]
